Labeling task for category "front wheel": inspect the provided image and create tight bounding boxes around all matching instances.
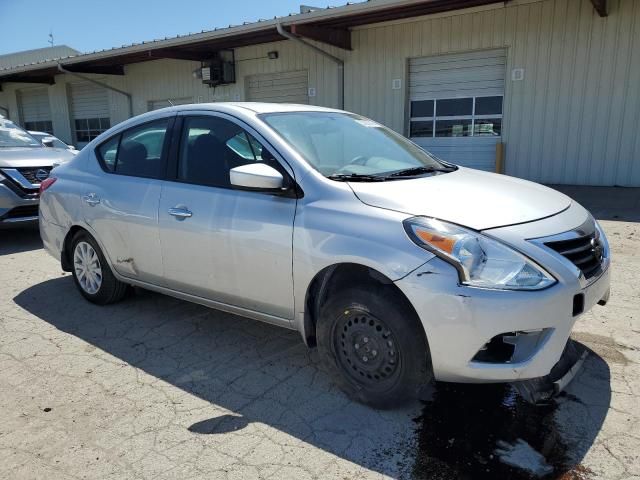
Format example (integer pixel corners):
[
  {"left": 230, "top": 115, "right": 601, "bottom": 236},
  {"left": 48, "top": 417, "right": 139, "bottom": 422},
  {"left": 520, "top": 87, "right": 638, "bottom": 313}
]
[
  {"left": 317, "top": 287, "right": 432, "bottom": 408},
  {"left": 71, "top": 232, "right": 128, "bottom": 305}
]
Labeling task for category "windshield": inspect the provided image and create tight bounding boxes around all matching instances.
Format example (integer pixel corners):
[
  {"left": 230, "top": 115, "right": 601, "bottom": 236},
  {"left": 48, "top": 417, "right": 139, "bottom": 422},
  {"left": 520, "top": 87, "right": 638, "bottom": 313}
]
[
  {"left": 260, "top": 111, "right": 445, "bottom": 178},
  {"left": 0, "top": 118, "right": 41, "bottom": 148}
]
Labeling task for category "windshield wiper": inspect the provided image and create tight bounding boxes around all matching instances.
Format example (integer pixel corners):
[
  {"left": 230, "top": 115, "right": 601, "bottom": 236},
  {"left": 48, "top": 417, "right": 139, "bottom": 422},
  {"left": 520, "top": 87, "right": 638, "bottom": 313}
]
[
  {"left": 385, "top": 165, "right": 455, "bottom": 178},
  {"left": 328, "top": 173, "right": 388, "bottom": 182}
]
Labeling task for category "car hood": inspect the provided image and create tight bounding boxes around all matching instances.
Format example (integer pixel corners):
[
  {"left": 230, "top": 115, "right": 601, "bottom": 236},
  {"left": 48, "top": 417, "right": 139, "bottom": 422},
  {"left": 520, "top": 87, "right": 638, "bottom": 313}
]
[
  {"left": 348, "top": 167, "right": 572, "bottom": 230},
  {"left": 0, "top": 146, "right": 75, "bottom": 168}
]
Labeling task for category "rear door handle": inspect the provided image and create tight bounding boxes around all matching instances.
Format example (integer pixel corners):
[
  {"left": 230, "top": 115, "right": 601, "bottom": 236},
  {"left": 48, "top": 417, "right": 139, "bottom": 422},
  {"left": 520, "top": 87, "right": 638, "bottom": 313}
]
[
  {"left": 83, "top": 193, "right": 100, "bottom": 206},
  {"left": 168, "top": 207, "right": 192, "bottom": 219}
]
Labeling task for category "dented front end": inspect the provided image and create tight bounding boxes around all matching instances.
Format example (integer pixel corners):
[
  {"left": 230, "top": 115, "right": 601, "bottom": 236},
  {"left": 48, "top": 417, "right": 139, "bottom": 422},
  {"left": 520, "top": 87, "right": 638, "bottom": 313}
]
[{"left": 394, "top": 253, "right": 610, "bottom": 383}]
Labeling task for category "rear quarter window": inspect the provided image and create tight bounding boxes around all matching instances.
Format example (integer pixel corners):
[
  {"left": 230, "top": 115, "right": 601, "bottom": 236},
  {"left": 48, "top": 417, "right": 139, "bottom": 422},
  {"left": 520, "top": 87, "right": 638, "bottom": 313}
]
[
  {"left": 97, "top": 135, "right": 119, "bottom": 172},
  {"left": 95, "top": 118, "right": 170, "bottom": 178}
]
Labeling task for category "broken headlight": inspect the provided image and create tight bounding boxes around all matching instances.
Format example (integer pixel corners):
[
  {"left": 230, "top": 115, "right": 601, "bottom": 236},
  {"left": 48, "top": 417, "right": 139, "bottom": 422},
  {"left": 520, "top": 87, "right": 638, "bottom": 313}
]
[{"left": 404, "top": 217, "right": 556, "bottom": 291}]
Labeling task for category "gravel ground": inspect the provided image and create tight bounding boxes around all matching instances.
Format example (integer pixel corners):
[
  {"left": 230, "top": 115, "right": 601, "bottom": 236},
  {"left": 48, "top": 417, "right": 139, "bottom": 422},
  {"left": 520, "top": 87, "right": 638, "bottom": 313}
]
[{"left": 0, "top": 187, "right": 638, "bottom": 479}]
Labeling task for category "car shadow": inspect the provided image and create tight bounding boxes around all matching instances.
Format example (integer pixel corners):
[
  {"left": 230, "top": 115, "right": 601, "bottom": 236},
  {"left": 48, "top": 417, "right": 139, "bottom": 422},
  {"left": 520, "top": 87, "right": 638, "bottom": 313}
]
[
  {"left": 0, "top": 226, "right": 42, "bottom": 255},
  {"left": 13, "top": 277, "right": 611, "bottom": 478}
]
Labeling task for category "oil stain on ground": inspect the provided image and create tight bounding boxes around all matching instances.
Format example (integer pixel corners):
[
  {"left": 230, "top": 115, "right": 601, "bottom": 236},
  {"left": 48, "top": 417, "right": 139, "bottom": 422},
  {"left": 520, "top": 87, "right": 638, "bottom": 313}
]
[{"left": 412, "top": 383, "right": 593, "bottom": 480}]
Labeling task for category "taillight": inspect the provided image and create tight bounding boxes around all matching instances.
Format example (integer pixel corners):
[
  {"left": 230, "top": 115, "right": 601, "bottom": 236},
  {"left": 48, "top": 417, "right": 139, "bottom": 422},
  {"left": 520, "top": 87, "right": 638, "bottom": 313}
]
[{"left": 39, "top": 177, "right": 57, "bottom": 194}]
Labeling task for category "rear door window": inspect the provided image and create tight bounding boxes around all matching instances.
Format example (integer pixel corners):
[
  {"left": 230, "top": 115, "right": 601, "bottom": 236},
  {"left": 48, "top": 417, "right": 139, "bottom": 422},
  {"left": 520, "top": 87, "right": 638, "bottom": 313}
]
[{"left": 96, "top": 118, "right": 170, "bottom": 179}]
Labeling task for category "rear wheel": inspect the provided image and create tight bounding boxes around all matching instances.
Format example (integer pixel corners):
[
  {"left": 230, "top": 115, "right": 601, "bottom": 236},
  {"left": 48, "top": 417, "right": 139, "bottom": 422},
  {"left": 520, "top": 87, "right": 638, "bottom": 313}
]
[
  {"left": 317, "top": 286, "right": 432, "bottom": 408},
  {"left": 71, "top": 232, "right": 127, "bottom": 305}
]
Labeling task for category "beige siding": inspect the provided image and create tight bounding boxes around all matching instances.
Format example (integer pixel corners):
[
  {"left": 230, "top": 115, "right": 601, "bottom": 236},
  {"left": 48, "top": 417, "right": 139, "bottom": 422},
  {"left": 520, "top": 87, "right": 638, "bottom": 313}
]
[
  {"left": 346, "top": 0, "right": 640, "bottom": 186},
  {"left": 101, "top": 38, "right": 341, "bottom": 119}
]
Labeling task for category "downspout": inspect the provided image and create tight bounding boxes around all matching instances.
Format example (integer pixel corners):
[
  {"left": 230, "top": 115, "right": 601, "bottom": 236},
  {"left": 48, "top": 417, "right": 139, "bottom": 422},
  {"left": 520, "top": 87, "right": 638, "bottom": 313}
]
[
  {"left": 57, "top": 63, "right": 133, "bottom": 118},
  {"left": 276, "top": 22, "right": 344, "bottom": 109}
]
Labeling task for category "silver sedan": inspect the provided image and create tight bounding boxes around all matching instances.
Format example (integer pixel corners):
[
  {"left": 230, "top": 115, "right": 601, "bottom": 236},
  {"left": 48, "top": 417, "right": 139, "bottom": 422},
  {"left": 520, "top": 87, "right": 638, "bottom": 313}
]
[{"left": 39, "top": 103, "right": 611, "bottom": 407}]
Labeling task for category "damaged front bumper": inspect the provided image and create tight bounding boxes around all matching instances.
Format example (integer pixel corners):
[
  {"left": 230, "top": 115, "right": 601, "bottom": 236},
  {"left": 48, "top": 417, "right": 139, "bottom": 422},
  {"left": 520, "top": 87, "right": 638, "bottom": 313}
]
[
  {"left": 512, "top": 339, "right": 589, "bottom": 404},
  {"left": 395, "top": 254, "right": 610, "bottom": 384}
]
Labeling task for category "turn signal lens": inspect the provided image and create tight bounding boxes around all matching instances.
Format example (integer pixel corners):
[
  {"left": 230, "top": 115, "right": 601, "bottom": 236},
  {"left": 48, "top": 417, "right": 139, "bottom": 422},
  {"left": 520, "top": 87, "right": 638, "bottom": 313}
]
[
  {"left": 39, "top": 177, "right": 57, "bottom": 194},
  {"left": 415, "top": 230, "right": 456, "bottom": 254}
]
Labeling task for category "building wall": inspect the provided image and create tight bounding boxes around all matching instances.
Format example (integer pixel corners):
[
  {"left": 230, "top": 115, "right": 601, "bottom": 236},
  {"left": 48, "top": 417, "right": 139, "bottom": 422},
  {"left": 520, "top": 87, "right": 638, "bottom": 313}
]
[
  {"left": 1, "top": 0, "right": 639, "bottom": 186},
  {"left": 346, "top": 0, "right": 640, "bottom": 186},
  {"left": 100, "top": 37, "right": 342, "bottom": 120}
]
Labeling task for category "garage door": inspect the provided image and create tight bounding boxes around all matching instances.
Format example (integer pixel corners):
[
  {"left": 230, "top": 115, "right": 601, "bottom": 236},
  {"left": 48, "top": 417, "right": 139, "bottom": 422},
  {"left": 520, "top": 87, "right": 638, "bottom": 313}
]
[
  {"left": 246, "top": 70, "right": 308, "bottom": 104},
  {"left": 408, "top": 49, "right": 506, "bottom": 171},
  {"left": 148, "top": 97, "right": 193, "bottom": 111},
  {"left": 18, "top": 88, "right": 52, "bottom": 134},
  {"left": 69, "top": 82, "right": 111, "bottom": 146}
]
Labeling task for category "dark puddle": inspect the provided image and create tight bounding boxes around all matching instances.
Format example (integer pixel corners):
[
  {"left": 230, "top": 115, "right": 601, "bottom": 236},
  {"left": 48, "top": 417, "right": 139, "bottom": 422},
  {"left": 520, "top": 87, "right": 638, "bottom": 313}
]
[{"left": 413, "top": 383, "right": 590, "bottom": 480}]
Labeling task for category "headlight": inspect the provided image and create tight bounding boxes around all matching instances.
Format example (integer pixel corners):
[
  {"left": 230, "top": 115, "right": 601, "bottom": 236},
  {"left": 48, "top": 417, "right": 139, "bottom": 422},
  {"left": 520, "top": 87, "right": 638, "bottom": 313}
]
[
  {"left": 594, "top": 219, "right": 609, "bottom": 260},
  {"left": 403, "top": 217, "right": 556, "bottom": 290}
]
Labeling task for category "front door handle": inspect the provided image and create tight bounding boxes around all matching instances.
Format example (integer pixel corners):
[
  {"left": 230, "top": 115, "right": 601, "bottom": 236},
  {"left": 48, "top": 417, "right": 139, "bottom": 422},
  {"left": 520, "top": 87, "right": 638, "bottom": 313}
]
[
  {"left": 83, "top": 193, "right": 100, "bottom": 206},
  {"left": 168, "top": 207, "right": 192, "bottom": 219}
]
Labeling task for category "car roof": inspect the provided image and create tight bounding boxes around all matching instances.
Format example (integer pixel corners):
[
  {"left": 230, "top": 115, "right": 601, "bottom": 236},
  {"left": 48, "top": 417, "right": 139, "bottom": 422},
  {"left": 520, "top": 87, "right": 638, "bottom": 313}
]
[
  {"left": 98, "top": 102, "right": 349, "bottom": 144},
  {"left": 156, "top": 102, "right": 344, "bottom": 115}
]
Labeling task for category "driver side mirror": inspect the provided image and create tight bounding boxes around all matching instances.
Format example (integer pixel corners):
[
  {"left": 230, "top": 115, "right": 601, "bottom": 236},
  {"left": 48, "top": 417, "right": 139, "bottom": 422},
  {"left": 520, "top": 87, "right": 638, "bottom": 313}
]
[
  {"left": 41, "top": 138, "right": 55, "bottom": 148},
  {"left": 230, "top": 163, "right": 285, "bottom": 192}
]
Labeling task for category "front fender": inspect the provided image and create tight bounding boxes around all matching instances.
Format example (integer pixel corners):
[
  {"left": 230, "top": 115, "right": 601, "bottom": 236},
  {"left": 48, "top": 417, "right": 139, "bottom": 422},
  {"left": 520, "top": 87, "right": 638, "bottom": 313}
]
[{"left": 292, "top": 195, "right": 433, "bottom": 332}]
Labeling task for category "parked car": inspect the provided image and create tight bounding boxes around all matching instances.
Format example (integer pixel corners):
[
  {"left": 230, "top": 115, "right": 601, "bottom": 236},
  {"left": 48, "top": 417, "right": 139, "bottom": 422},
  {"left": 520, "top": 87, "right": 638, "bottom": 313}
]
[
  {"left": 0, "top": 116, "right": 75, "bottom": 226},
  {"left": 39, "top": 103, "right": 611, "bottom": 407},
  {"left": 29, "top": 131, "right": 79, "bottom": 154}
]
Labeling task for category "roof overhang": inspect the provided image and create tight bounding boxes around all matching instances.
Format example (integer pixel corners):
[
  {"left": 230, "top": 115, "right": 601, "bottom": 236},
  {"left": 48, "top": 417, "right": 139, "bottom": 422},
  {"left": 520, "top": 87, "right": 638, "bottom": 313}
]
[{"left": 0, "top": 0, "right": 506, "bottom": 85}]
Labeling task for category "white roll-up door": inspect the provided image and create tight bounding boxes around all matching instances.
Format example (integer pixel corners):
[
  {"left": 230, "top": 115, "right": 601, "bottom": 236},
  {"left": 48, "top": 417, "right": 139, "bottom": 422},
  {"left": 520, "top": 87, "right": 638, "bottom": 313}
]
[
  {"left": 18, "top": 88, "right": 52, "bottom": 133},
  {"left": 69, "top": 82, "right": 111, "bottom": 145},
  {"left": 408, "top": 49, "right": 506, "bottom": 172},
  {"left": 246, "top": 70, "right": 309, "bottom": 104}
]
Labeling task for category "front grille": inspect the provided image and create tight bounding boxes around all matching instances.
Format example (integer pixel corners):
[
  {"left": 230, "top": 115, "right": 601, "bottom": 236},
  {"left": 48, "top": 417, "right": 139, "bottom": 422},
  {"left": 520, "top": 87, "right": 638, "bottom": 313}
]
[
  {"left": 0, "top": 176, "right": 38, "bottom": 198},
  {"left": 16, "top": 166, "right": 52, "bottom": 184},
  {"left": 1, "top": 205, "right": 39, "bottom": 220},
  {"left": 545, "top": 233, "right": 604, "bottom": 280}
]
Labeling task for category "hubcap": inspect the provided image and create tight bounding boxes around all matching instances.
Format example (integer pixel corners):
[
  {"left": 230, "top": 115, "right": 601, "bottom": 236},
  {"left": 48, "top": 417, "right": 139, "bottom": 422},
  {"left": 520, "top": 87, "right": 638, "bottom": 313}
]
[
  {"left": 334, "top": 310, "right": 401, "bottom": 388},
  {"left": 73, "top": 241, "right": 103, "bottom": 294}
]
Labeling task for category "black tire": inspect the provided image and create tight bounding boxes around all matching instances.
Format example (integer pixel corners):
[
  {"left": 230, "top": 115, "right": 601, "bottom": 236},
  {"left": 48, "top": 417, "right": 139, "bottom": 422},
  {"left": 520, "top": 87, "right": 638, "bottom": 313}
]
[
  {"left": 317, "top": 286, "right": 432, "bottom": 408},
  {"left": 70, "top": 231, "right": 128, "bottom": 305}
]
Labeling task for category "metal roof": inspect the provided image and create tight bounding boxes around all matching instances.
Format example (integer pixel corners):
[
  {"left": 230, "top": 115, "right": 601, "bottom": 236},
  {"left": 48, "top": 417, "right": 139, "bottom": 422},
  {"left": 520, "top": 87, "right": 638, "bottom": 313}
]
[
  {"left": 0, "top": 46, "right": 80, "bottom": 70},
  {"left": 0, "top": 0, "right": 503, "bottom": 84}
]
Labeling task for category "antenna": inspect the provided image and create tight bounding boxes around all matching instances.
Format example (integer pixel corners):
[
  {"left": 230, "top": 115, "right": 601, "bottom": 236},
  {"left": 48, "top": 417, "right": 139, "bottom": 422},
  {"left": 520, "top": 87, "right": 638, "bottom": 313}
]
[
  {"left": 167, "top": 99, "right": 175, "bottom": 106},
  {"left": 48, "top": 30, "right": 54, "bottom": 47}
]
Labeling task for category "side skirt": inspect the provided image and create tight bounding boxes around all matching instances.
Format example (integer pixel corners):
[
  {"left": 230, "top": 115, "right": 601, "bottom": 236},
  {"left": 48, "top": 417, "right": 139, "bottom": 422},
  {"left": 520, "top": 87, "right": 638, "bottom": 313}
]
[{"left": 115, "top": 275, "right": 296, "bottom": 331}]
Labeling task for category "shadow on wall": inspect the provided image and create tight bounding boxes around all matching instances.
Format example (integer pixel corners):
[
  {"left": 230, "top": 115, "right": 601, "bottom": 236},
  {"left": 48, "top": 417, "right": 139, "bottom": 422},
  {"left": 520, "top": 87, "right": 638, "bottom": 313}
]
[{"left": 14, "top": 277, "right": 611, "bottom": 478}]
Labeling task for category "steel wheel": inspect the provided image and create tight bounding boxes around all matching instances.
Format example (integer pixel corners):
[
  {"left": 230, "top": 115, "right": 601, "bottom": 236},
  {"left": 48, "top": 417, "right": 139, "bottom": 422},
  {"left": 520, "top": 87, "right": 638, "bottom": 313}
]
[
  {"left": 333, "top": 309, "right": 402, "bottom": 389},
  {"left": 73, "top": 241, "right": 103, "bottom": 295}
]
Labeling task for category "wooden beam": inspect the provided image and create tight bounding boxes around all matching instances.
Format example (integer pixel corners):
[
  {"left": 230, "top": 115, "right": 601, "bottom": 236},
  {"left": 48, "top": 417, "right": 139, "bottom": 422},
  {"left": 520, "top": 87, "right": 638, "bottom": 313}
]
[
  {"left": 290, "top": 24, "right": 352, "bottom": 50},
  {"left": 0, "top": 75, "right": 55, "bottom": 85},
  {"left": 591, "top": 0, "right": 608, "bottom": 16},
  {"left": 63, "top": 64, "right": 125, "bottom": 75}
]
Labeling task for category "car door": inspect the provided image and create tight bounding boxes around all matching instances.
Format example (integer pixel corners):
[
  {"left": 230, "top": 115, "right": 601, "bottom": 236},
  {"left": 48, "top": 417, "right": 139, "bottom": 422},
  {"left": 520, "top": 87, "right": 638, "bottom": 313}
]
[
  {"left": 83, "top": 116, "right": 174, "bottom": 285},
  {"left": 158, "top": 113, "right": 297, "bottom": 320}
]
